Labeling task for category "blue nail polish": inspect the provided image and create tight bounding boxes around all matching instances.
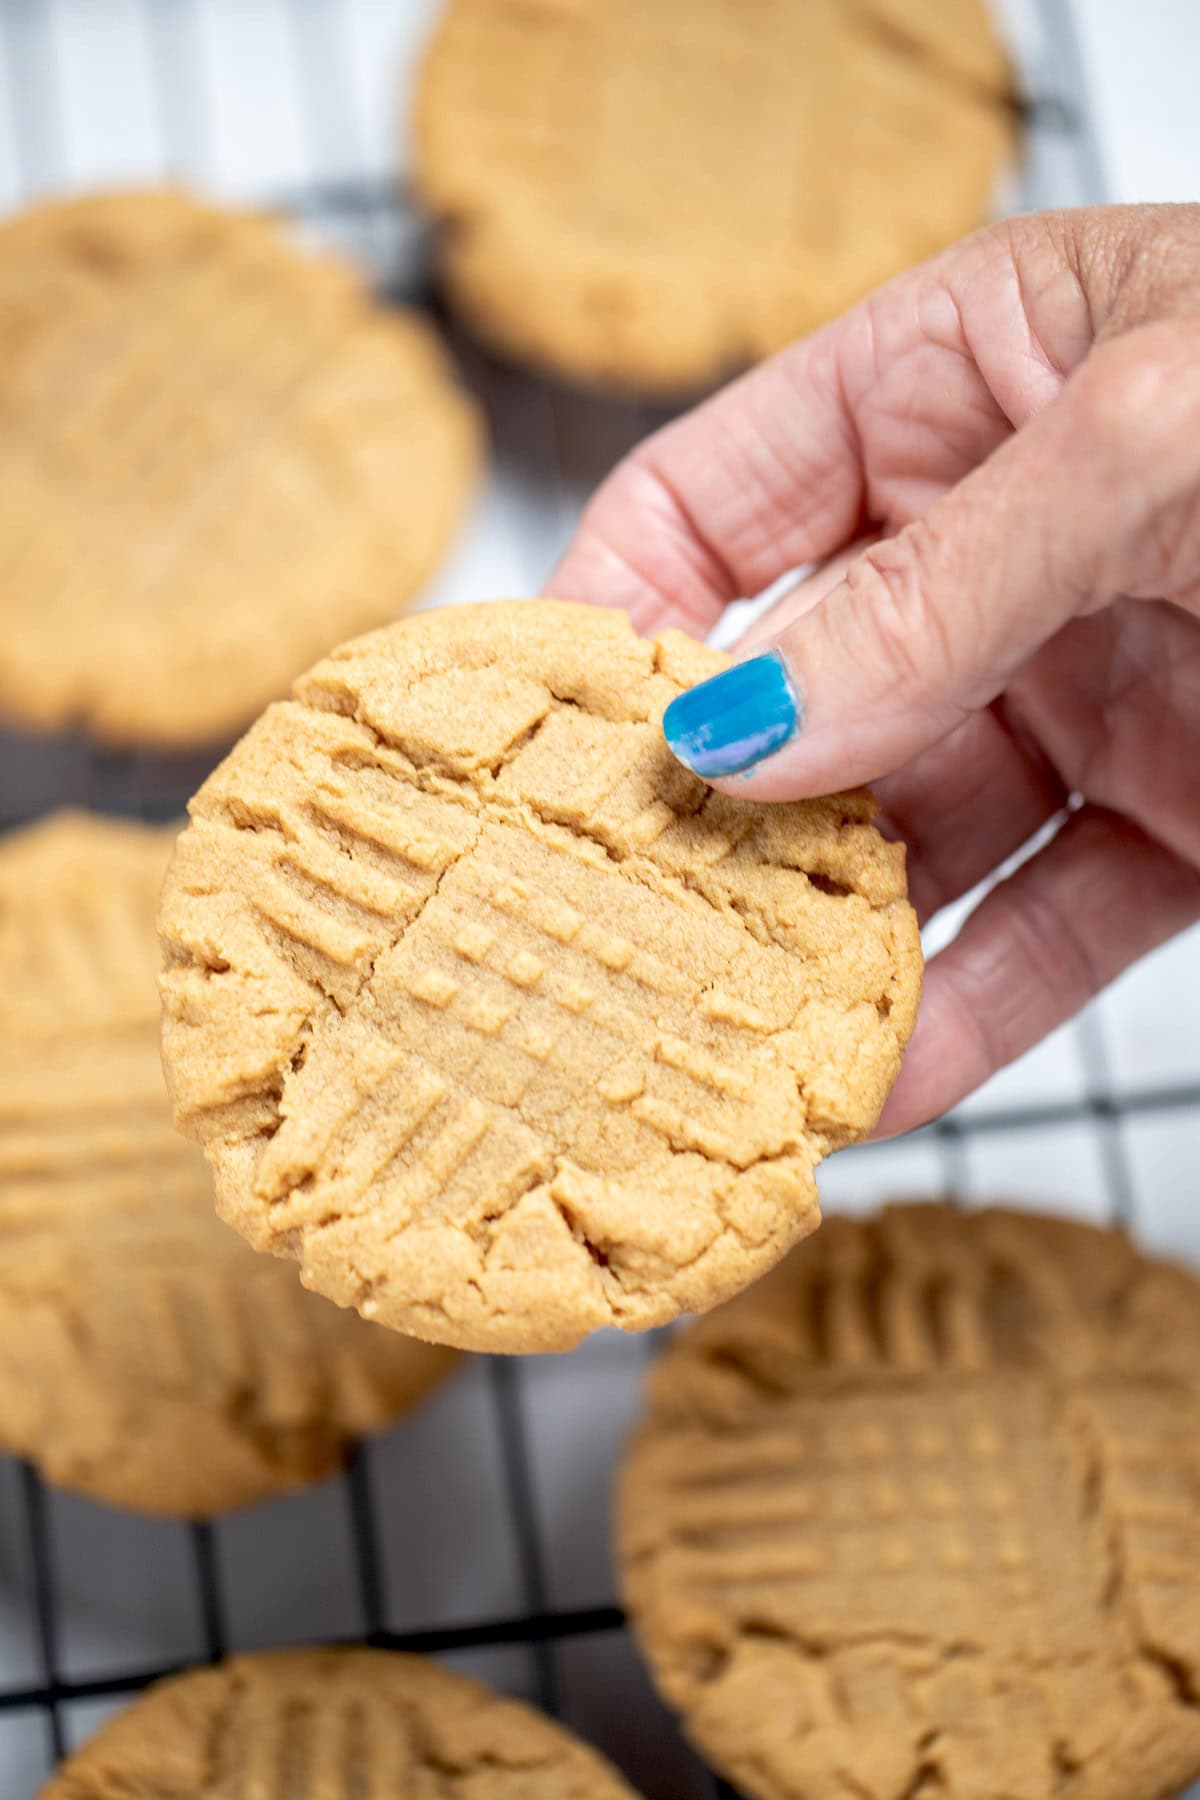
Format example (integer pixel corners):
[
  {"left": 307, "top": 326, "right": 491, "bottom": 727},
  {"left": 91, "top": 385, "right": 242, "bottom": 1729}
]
[{"left": 662, "top": 650, "right": 800, "bottom": 779}]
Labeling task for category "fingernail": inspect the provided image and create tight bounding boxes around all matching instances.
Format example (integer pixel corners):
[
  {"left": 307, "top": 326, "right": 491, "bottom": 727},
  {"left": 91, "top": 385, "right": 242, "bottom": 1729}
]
[{"left": 662, "top": 650, "right": 800, "bottom": 778}]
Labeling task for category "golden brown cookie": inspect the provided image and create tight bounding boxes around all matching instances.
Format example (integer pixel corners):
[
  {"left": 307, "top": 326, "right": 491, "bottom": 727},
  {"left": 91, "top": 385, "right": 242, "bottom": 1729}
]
[
  {"left": 159, "top": 599, "right": 921, "bottom": 1354},
  {"left": 413, "top": 0, "right": 1015, "bottom": 394},
  {"left": 39, "top": 1647, "right": 642, "bottom": 1798},
  {"left": 0, "top": 189, "right": 480, "bottom": 746},
  {"left": 0, "top": 813, "right": 456, "bottom": 1517},
  {"left": 619, "top": 1203, "right": 1200, "bottom": 1800}
]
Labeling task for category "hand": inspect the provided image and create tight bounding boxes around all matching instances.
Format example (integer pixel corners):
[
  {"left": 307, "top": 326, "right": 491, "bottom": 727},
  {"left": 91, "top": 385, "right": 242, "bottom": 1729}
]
[{"left": 547, "top": 205, "right": 1200, "bottom": 1135}]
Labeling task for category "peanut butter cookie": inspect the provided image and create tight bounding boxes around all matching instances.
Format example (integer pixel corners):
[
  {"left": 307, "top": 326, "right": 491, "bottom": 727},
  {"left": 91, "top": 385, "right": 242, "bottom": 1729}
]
[
  {"left": 159, "top": 600, "right": 921, "bottom": 1353},
  {"left": 0, "top": 189, "right": 480, "bottom": 745},
  {"left": 414, "top": 0, "right": 1014, "bottom": 393},
  {"left": 40, "top": 1647, "right": 642, "bottom": 1798},
  {"left": 0, "top": 813, "right": 455, "bottom": 1516},
  {"left": 619, "top": 1203, "right": 1200, "bottom": 1800}
]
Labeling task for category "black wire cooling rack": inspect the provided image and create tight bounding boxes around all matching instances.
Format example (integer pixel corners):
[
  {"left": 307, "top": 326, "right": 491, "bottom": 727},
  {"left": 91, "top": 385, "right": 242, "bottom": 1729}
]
[{"left": 4, "top": 3, "right": 1195, "bottom": 1796}]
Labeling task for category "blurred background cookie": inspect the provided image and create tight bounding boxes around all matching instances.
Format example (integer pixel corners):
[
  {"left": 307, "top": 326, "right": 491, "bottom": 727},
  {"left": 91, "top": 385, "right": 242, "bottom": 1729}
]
[
  {"left": 38, "top": 1646, "right": 643, "bottom": 1798},
  {"left": 619, "top": 1202, "right": 1200, "bottom": 1800},
  {"left": 0, "top": 190, "right": 481, "bottom": 747},
  {"left": 413, "top": 0, "right": 1015, "bottom": 394},
  {"left": 0, "top": 813, "right": 457, "bottom": 1516},
  {"left": 159, "top": 601, "right": 921, "bottom": 1352}
]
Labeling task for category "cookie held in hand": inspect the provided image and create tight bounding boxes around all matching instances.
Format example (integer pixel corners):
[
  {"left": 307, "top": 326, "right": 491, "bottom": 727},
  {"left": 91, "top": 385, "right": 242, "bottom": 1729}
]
[{"left": 159, "top": 600, "right": 921, "bottom": 1353}]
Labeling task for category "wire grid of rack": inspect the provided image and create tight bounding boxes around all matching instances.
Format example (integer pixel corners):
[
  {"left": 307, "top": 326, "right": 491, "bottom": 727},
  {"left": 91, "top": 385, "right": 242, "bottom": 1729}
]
[{"left": 0, "top": 1, "right": 1198, "bottom": 1796}]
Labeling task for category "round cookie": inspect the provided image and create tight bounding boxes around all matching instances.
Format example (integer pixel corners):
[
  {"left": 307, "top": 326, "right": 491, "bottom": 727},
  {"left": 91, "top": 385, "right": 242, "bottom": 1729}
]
[
  {"left": 159, "top": 599, "right": 921, "bottom": 1354},
  {"left": 39, "top": 1647, "right": 642, "bottom": 1798},
  {"left": 618, "top": 1203, "right": 1200, "bottom": 1800},
  {"left": 0, "top": 189, "right": 480, "bottom": 746},
  {"left": 0, "top": 813, "right": 456, "bottom": 1517},
  {"left": 413, "top": 0, "right": 1015, "bottom": 394}
]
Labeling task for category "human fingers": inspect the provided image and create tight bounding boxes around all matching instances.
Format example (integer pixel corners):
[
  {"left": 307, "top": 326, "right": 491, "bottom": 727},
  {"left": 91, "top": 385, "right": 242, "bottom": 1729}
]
[
  {"left": 744, "top": 549, "right": 1068, "bottom": 920},
  {"left": 544, "top": 315, "right": 868, "bottom": 638},
  {"left": 547, "top": 207, "right": 1122, "bottom": 637},
  {"left": 873, "top": 704, "right": 1067, "bottom": 923},
  {"left": 661, "top": 323, "right": 1200, "bottom": 797},
  {"left": 734, "top": 539, "right": 875, "bottom": 652},
  {"left": 738, "top": 535, "right": 1067, "bottom": 919},
  {"left": 873, "top": 805, "right": 1200, "bottom": 1136}
]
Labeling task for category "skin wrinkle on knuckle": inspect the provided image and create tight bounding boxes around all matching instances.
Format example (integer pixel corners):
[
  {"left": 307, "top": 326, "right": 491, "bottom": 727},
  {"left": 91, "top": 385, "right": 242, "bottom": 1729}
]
[
  {"left": 631, "top": 450, "right": 740, "bottom": 598},
  {"left": 999, "top": 240, "right": 1093, "bottom": 396},
  {"left": 1076, "top": 203, "right": 1163, "bottom": 329},
  {"left": 1061, "top": 328, "right": 1200, "bottom": 600},
  {"left": 1050, "top": 210, "right": 1101, "bottom": 340},
  {"left": 1000, "top": 209, "right": 1127, "bottom": 365},
  {"left": 839, "top": 517, "right": 965, "bottom": 701},
  {"left": 610, "top": 532, "right": 708, "bottom": 631},
  {"left": 737, "top": 396, "right": 851, "bottom": 577},
  {"left": 564, "top": 472, "right": 722, "bottom": 626},
  {"left": 653, "top": 346, "right": 857, "bottom": 596},
  {"left": 861, "top": 265, "right": 930, "bottom": 379},
  {"left": 1099, "top": 203, "right": 1200, "bottom": 333},
  {"left": 832, "top": 287, "right": 886, "bottom": 442},
  {"left": 922, "top": 265, "right": 976, "bottom": 368},
  {"left": 778, "top": 320, "right": 866, "bottom": 508}
]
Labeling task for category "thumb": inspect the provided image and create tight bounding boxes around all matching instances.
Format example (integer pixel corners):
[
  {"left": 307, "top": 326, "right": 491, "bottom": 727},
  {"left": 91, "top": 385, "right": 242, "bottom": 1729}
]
[{"left": 661, "top": 327, "right": 1196, "bottom": 800}]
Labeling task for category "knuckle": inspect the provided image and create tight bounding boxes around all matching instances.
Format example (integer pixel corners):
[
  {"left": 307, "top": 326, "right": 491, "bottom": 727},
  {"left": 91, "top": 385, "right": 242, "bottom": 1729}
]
[
  {"left": 1073, "top": 337, "right": 1159, "bottom": 451},
  {"left": 1073, "top": 325, "right": 1196, "bottom": 461},
  {"left": 843, "top": 520, "right": 960, "bottom": 692},
  {"left": 1103, "top": 202, "right": 1200, "bottom": 327},
  {"left": 1068, "top": 323, "right": 1200, "bottom": 593}
]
